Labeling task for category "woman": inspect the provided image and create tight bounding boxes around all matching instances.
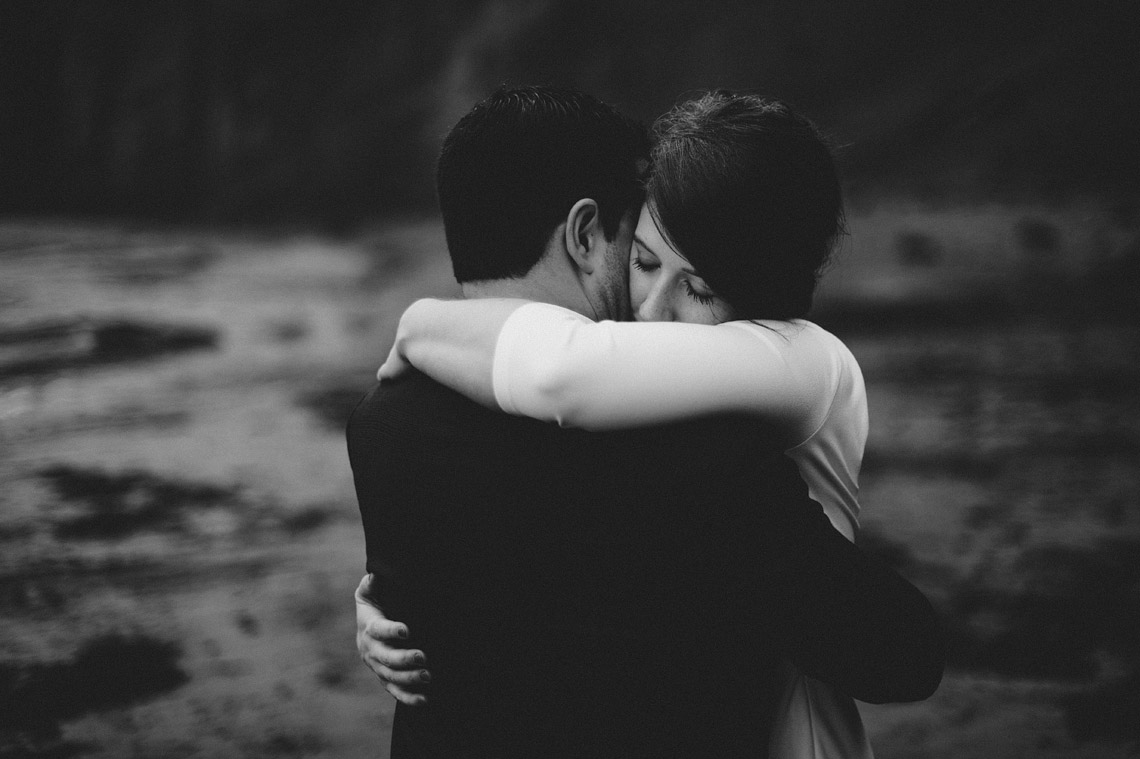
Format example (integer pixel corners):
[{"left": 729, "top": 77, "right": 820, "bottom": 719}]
[{"left": 359, "top": 91, "right": 874, "bottom": 758}]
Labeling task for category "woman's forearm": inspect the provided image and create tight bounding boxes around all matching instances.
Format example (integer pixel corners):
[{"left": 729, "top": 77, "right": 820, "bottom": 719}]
[
  {"left": 493, "top": 308, "right": 822, "bottom": 432},
  {"left": 392, "top": 298, "right": 532, "bottom": 409},
  {"left": 392, "top": 301, "right": 841, "bottom": 442}
]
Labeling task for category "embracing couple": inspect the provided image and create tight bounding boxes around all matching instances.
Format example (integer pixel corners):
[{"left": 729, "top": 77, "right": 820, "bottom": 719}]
[{"left": 347, "top": 85, "right": 944, "bottom": 758}]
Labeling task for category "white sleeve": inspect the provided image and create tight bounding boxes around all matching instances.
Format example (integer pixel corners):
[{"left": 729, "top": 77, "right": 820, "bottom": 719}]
[{"left": 491, "top": 302, "right": 840, "bottom": 438}]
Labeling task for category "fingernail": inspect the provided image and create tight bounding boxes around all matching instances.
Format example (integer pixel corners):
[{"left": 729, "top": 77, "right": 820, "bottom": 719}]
[
  {"left": 419, "top": 670, "right": 431, "bottom": 683},
  {"left": 413, "top": 653, "right": 425, "bottom": 665},
  {"left": 397, "top": 627, "right": 409, "bottom": 639}
]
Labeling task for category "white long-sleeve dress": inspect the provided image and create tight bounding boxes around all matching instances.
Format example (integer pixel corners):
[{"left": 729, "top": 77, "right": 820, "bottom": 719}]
[{"left": 490, "top": 302, "right": 875, "bottom": 758}]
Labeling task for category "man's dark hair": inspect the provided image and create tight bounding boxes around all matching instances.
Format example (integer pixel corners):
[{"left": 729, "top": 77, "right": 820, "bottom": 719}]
[{"left": 437, "top": 85, "right": 650, "bottom": 283}]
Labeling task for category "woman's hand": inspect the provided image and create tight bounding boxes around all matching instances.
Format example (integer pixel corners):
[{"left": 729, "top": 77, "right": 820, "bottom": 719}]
[
  {"left": 355, "top": 574, "right": 432, "bottom": 705},
  {"left": 377, "top": 334, "right": 412, "bottom": 381}
]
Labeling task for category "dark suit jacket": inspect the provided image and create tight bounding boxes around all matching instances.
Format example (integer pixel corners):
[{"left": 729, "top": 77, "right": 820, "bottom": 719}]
[{"left": 347, "top": 370, "right": 943, "bottom": 759}]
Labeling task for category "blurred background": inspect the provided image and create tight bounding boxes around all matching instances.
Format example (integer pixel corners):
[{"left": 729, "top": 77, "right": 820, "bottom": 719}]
[{"left": 1, "top": 1, "right": 1137, "bottom": 757}]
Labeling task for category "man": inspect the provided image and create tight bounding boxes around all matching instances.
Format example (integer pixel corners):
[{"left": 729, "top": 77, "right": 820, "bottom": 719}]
[{"left": 347, "top": 85, "right": 943, "bottom": 758}]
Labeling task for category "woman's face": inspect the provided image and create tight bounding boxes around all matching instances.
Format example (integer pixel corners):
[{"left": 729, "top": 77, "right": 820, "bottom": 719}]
[{"left": 629, "top": 205, "right": 734, "bottom": 324}]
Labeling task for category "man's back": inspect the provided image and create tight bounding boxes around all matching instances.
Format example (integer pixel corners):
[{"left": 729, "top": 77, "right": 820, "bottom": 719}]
[
  {"left": 349, "top": 368, "right": 806, "bottom": 757},
  {"left": 348, "top": 370, "right": 943, "bottom": 758}
]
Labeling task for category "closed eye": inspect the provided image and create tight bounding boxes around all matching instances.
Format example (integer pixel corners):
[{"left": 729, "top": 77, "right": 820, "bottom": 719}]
[{"left": 683, "top": 280, "right": 716, "bottom": 305}]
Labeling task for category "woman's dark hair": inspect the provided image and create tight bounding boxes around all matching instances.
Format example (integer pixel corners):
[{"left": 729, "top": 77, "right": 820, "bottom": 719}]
[
  {"left": 437, "top": 85, "right": 649, "bottom": 283},
  {"left": 647, "top": 91, "right": 845, "bottom": 320}
]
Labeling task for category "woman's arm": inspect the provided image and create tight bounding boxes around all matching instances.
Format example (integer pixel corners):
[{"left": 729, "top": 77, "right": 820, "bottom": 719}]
[
  {"left": 384, "top": 300, "right": 844, "bottom": 439},
  {"left": 493, "top": 304, "right": 837, "bottom": 436}
]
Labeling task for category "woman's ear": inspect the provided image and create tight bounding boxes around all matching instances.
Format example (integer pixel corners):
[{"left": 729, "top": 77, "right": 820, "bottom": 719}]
[{"left": 563, "top": 198, "right": 601, "bottom": 275}]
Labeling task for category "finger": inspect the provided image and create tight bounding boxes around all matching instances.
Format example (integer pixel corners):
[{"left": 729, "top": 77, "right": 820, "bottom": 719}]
[
  {"left": 366, "top": 645, "right": 426, "bottom": 669},
  {"left": 384, "top": 682, "right": 428, "bottom": 707},
  {"left": 354, "top": 573, "right": 373, "bottom": 601},
  {"left": 372, "top": 663, "right": 432, "bottom": 688},
  {"left": 377, "top": 344, "right": 407, "bottom": 381},
  {"left": 362, "top": 617, "right": 410, "bottom": 642}
]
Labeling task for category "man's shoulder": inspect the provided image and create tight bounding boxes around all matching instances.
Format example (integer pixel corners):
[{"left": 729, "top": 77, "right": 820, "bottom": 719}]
[
  {"left": 347, "top": 374, "right": 802, "bottom": 496},
  {"left": 346, "top": 370, "right": 578, "bottom": 452},
  {"left": 351, "top": 368, "right": 469, "bottom": 413},
  {"left": 600, "top": 413, "right": 786, "bottom": 469}
]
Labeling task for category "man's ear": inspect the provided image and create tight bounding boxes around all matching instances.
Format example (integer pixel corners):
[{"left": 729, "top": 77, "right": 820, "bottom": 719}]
[{"left": 563, "top": 198, "right": 602, "bottom": 275}]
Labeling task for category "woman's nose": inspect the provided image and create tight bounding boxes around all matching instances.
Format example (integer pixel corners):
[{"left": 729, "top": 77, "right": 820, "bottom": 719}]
[{"left": 637, "top": 283, "right": 673, "bottom": 322}]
